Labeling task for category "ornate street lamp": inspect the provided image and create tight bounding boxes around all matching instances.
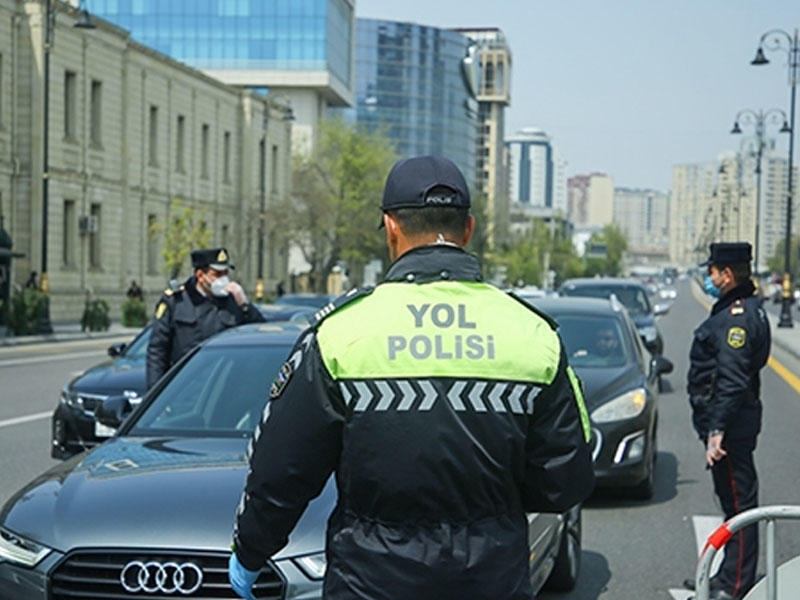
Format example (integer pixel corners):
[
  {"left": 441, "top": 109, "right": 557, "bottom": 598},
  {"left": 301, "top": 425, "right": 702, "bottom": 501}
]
[
  {"left": 751, "top": 28, "right": 799, "bottom": 328},
  {"left": 730, "top": 108, "right": 791, "bottom": 274},
  {"left": 39, "top": 0, "right": 95, "bottom": 333}
]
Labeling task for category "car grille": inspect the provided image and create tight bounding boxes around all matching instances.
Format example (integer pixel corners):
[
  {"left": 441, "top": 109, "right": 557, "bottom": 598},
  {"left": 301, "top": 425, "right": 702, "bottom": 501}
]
[
  {"left": 75, "top": 392, "right": 108, "bottom": 417},
  {"left": 50, "top": 549, "right": 285, "bottom": 599}
]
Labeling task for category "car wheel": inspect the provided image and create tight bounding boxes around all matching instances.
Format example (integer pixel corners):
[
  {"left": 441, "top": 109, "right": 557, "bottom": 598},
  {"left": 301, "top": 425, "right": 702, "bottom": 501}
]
[{"left": 543, "top": 505, "right": 581, "bottom": 591}]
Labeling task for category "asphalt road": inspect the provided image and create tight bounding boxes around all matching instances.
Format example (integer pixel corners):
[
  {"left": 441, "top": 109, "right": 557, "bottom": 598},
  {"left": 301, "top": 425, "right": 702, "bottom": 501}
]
[{"left": 1, "top": 283, "right": 799, "bottom": 599}]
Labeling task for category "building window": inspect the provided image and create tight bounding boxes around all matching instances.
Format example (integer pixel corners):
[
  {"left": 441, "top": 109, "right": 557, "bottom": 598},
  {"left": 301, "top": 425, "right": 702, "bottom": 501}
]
[
  {"left": 176, "top": 114, "right": 185, "bottom": 173},
  {"left": 89, "top": 203, "right": 101, "bottom": 268},
  {"left": 223, "top": 131, "right": 231, "bottom": 182},
  {"left": 201, "top": 123, "right": 210, "bottom": 179},
  {"left": 148, "top": 105, "right": 158, "bottom": 166},
  {"left": 221, "top": 224, "right": 229, "bottom": 248},
  {"left": 62, "top": 200, "right": 76, "bottom": 267},
  {"left": 64, "top": 71, "right": 77, "bottom": 140},
  {"left": 147, "top": 214, "right": 158, "bottom": 274},
  {"left": 270, "top": 144, "right": 278, "bottom": 195},
  {"left": 90, "top": 80, "right": 102, "bottom": 147},
  {"left": 0, "top": 54, "right": 3, "bottom": 127}
]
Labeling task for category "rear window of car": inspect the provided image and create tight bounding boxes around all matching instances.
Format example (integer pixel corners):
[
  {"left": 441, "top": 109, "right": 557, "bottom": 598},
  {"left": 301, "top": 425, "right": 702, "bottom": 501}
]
[
  {"left": 561, "top": 285, "right": 652, "bottom": 317},
  {"left": 129, "top": 344, "right": 290, "bottom": 437}
]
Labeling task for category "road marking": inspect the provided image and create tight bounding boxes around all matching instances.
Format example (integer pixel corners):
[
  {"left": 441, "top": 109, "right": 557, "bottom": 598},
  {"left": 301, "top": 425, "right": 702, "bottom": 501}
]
[
  {"left": 668, "top": 515, "right": 724, "bottom": 599},
  {"left": 0, "top": 349, "right": 105, "bottom": 367},
  {"left": 0, "top": 411, "right": 52, "bottom": 429}
]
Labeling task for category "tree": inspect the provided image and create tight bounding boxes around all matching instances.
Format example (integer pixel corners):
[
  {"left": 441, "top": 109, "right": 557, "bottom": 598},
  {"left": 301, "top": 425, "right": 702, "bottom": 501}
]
[
  {"left": 467, "top": 190, "right": 495, "bottom": 276},
  {"left": 271, "top": 118, "right": 396, "bottom": 291},
  {"left": 583, "top": 224, "right": 628, "bottom": 277},
  {"left": 496, "top": 220, "right": 582, "bottom": 289},
  {"left": 150, "top": 198, "right": 212, "bottom": 280},
  {"left": 767, "top": 235, "right": 800, "bottom": 284}
]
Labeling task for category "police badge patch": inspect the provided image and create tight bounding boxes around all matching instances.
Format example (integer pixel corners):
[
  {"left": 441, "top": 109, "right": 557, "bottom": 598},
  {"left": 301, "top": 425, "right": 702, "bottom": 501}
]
[
  {"left": 270, "top": 361, "right": 294, "bottom": 398},
  {"left": 727, "top": 326, "right": 746, "bottom": 348}
]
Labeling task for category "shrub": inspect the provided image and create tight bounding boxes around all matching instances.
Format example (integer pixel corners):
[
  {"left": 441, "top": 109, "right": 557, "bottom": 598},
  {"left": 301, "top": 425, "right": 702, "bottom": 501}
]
[
  {"left": 121, "top": 297, "right": 148, "bottom": 327},
  {"left": 8, "top": 288, "right": 48, "bottom": 335},
  {"left": 81, "top": 298, "right": 111, "bottom": 332}
]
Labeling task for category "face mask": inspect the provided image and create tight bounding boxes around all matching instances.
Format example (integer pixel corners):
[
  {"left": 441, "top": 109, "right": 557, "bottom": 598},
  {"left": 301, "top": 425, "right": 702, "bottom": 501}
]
[
  {"left": 209, "top": 275, "right": 230, "bottom": 297},
  {"left": 703, "top": 274, "right": 720, "bottom": 298}
]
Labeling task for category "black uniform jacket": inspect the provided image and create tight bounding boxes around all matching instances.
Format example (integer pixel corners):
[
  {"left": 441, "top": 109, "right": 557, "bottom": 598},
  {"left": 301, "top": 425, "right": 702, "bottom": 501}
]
[
  {"left": 687, "top": 279, "right": 770, "bottom": 440},
  {"left": 145, "top": 276, "right": 264, "bottom": 388},
  {"left": 234, "top": 246, "right": 595, "bottom": 600}
]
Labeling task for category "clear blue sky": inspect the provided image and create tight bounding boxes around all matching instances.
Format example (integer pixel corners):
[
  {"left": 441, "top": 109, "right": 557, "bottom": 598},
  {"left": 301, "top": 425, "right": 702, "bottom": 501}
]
[{"left": 356, "top": 1, "right": 800, "bottom": 192}]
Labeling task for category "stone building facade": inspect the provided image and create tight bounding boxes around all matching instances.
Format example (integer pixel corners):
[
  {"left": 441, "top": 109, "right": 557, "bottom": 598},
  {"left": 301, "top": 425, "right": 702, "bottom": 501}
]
[{"left": 0, "top": 0, "right": 292, "bottom": 322}]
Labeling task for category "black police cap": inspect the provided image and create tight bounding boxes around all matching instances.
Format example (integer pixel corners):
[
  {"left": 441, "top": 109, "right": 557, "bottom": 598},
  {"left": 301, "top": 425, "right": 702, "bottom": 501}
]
[
  {"left": 191, "top": 247, "right": 234, "bottom": 270},
  {"left": 698, "top": 242, "right": 752, "bottom": 267}
]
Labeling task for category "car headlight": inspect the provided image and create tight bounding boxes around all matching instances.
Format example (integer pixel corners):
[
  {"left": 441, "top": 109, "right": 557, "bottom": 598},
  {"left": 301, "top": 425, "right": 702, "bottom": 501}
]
[
  {"left": 60, "top": 386, "right": 79, "bottom": 407},
  {"left": 638, "top": 325, "right": 658, "bottom": 343},
  {"left": 293, "top": 552, "right": 327, "bottom": 580},
  {"left": 591, "top": 388, "right": 647, "bottom": 423},
  {"left": 0, "top": 528, "right": 51, "bottom": 567}
]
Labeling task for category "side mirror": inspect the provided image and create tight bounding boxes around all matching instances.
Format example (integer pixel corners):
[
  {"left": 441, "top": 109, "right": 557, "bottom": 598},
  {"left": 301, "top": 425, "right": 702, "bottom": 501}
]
[
  {"left": 95, "top": 395, "right": 132, "bottom": 429},
  {"left": 652, "top": 355, "right": 674, "bottom": 376},
  {"left": 653, "top": 303, "right": 670, "bottom": 316},
  {"left": 107, "top": 342, "right": 127, "bottom": 358}
]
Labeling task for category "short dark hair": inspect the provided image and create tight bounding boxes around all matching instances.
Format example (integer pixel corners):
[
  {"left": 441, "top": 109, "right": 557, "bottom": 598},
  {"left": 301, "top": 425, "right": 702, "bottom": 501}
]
[
  {"left": 389, "top": 206, "right": 470, "bottom": 238},
  {"left": 711, "top": 262, "right": 751, "bottom": 283}
]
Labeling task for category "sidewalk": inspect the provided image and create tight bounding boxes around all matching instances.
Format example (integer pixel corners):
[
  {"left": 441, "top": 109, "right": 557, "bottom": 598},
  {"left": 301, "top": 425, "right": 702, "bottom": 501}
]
[{"left": 0, "top": 320, "right": 142, "bottom": 347}]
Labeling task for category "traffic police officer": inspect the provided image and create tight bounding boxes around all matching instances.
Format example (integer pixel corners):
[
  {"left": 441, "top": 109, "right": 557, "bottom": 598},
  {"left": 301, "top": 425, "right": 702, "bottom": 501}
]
[
  {"left": 684, "top": 242, "right": 771, "bottom": 600},
  {"left": 229, "top": 156, "right": 595, "bottom": 599},
  {"left": 146, "top": 248, "right": 264, "bottom": 388}
]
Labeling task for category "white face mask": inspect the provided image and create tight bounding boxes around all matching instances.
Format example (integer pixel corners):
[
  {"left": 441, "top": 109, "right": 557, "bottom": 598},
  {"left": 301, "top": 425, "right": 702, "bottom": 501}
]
[{"left": 209, "top": 275, "right": 230, "bottom": 297}]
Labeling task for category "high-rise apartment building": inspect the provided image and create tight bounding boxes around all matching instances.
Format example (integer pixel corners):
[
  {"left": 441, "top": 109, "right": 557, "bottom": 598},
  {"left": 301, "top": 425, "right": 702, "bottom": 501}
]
[
  {"left": 613, "top": 188, "right": 670, "bottom": 262},
  {"left": 506, "top": 128, "right": 555, "bottom": 208},
  {"left": 455, "top": 28, "right": 511, "bottom": 248},
  {"left": 90, "top": 0, "right": 356, "bottom": 153},
  {"left": 567, "top": 173, "right": 614, "bottom": 228},
  {"left": 670, "top": 148, "right": 794, "bottom": 271}
]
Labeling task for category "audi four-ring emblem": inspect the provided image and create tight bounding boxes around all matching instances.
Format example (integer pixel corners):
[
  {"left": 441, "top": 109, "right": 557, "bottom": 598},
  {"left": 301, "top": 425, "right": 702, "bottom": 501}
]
[{"left": 120, "top": 560, "right": 203, "bottom": 595}]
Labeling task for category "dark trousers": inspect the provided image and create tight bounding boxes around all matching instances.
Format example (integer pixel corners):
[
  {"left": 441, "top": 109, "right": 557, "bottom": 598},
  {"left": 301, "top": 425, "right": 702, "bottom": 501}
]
[{"left": 710, "top": 436, "right": 758, "bottom": 598}]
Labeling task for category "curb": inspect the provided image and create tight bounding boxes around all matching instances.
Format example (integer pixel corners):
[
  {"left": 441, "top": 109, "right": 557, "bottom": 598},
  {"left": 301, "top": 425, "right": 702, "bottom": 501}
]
[{"left": 0, "top": 326, "right": 141, "bottom": 347}]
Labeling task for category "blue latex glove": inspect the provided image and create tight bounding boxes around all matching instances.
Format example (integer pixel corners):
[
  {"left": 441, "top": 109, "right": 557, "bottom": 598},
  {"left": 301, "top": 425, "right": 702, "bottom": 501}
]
[{"left": 228, "top": 552, "right": 259, "bottom": 600}]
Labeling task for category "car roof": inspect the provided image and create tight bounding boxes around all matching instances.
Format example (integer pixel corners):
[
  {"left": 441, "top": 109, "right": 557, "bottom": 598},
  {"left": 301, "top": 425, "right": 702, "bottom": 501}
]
[
  {"left": 201, "top": 322, "right": 305, "bottom": 348},
  {"left": 560, "top": 277, "right": 647, "bottom": 290},
  {"left": 526, "top": 295, "right": 626, "bottom": 317}
]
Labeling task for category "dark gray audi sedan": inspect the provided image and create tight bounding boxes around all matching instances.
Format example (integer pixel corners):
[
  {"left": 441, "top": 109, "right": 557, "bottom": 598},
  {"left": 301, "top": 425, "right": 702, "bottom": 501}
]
[{"left": 0, "top": 321, "right": 581, "bottom": 599}]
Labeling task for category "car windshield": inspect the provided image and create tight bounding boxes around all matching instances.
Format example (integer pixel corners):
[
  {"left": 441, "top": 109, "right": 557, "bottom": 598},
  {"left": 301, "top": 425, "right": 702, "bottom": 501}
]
[
  {"left": 554, "top": 315, "right": 629, "bottom": 368},
  {"left": 122, "top": 326, "right": 152, "bottom": 359},
  {"left": 129, "top": 344, "right": 290, "bottom": 437},
  {"left": 563, "top": 285, "right": 652, "bottom": 317}
]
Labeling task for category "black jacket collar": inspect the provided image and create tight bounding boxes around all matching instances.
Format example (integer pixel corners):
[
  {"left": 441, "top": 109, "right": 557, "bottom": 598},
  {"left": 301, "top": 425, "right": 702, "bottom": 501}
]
[
  {"left": 383, "top": 245, "right": 483, "bottom": 284},
  {"left": 711, "top": 279, "right": 756, "bottom": 315}
]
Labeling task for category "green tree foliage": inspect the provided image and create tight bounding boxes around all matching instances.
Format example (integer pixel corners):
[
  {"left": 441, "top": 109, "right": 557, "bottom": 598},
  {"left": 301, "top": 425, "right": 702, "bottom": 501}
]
[
  {"left": 467, "top": 191, "right": 495, "bottom": 275},
  {"left": 767, "top": 235, "right": 800, "bottom": 283},
  {"left": 8, "top": 288, "right": 48, "bottom": 335},
  {"left": 271, "top": 118, "right": 396, "bottom": 291},
  {"left": 149, "top": 198, "right": 212, "bottom": 280},
  {"left": 497, "top": 220, "right": 582, "bottom": 288},
  {"left": 583, "top": 224, "right": 628, "bottom": 277}
]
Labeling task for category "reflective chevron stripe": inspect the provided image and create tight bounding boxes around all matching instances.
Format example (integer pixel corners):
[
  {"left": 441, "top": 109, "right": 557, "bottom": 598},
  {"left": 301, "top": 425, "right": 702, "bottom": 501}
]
[{"left": 340, "top": 380, "right": 541, "bottom": 414}]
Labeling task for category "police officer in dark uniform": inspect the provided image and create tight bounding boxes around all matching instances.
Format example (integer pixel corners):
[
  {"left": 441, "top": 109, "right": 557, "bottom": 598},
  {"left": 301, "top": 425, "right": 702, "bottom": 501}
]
[
  {"left": 146, "top": 248, "right": 265, "bottom": 388},
  {"left": 684, "top": 242, "right": 771, "bottom": 600},
  {"left": 228, "top": 156, "right": 595, "bottom": 599}
]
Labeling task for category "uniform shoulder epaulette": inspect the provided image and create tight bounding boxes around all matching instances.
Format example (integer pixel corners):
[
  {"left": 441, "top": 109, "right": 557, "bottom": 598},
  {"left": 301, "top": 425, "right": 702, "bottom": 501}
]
[
  {"left": 506, "top": 290, "right": 559, "bottom": 330},
  {"left": 730, "top": 298, "right": 745, "bottom": 315},
  {"left": 310, "top": 286, "right": 375, "bottom": 327}
]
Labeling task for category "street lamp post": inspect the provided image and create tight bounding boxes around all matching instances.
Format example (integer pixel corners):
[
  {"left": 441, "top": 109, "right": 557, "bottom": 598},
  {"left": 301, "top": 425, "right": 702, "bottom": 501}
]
[
  {"left": 730, "top": 108, "right": 791, "bottom": 274},
  {"left": 752, "top": 28, "right": 799, "bottom": 328},
  {"left": 39, "top": 0, "right": 95, "bottom": 333}
]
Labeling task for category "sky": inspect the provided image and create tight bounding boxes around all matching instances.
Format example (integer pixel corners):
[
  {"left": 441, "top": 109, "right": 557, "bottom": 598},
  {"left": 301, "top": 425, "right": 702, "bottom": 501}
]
[{"left": 356, "top": 1, "right": 800, "bottom": 193}]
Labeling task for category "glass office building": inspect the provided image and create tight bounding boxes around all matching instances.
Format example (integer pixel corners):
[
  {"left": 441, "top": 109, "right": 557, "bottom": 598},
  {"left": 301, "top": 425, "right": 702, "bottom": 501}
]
[
  {"left": 343, "top": 19, "right": 478, "bottom": 184},
  {"left": 90, "top": 0, "right": 354, "bottom": 106}
]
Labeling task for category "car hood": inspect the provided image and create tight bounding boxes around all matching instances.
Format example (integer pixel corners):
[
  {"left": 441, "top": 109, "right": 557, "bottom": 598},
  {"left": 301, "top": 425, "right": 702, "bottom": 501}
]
[
  {"left": 70, "top": 358, "right": 146, "bottom": 396},
  {"left": 0, "top": 437, "right": 335, "bottom": 560},
  {"left": 574, "top": 365, "right": 644, "bottom": 410}
]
